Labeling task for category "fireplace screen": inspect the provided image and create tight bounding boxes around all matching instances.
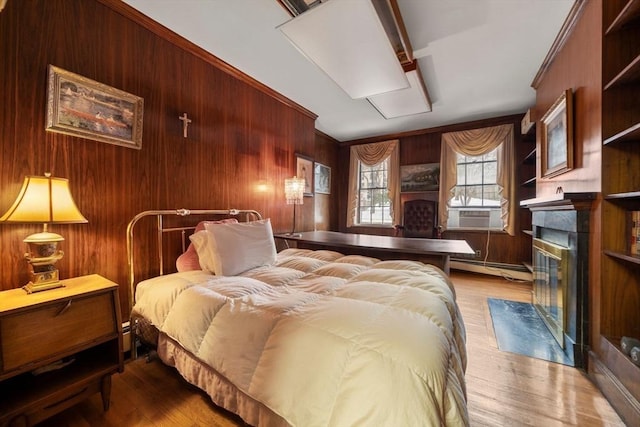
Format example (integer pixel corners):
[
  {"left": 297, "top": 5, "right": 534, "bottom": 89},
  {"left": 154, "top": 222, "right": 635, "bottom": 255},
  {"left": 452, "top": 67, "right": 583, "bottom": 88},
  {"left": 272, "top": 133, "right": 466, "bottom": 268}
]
[{"left": 533, "top": 238, "right": 569, "bottom": 348}]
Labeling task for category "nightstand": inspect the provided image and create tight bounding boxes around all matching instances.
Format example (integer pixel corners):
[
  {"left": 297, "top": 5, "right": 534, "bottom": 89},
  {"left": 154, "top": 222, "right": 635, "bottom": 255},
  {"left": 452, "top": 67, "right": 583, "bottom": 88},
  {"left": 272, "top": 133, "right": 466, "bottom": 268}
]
[{"left": 0, "top": 274, "right": 124, "bottom": 426}]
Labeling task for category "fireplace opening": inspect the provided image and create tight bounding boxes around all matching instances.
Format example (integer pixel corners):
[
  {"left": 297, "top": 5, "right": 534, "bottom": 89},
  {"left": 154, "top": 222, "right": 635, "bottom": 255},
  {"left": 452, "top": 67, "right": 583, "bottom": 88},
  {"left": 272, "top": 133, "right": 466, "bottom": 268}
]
[{"left": 533, "top": 238, "right": 570, "bottom": 349}]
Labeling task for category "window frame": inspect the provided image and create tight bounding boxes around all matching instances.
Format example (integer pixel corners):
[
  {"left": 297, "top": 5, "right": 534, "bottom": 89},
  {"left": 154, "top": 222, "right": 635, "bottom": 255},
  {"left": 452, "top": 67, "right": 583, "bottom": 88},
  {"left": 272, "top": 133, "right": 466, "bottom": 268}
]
[
  {"left": 447, "top": 147, "right": 503, "bottom": 231},
  {"left": 355, "top": 157, "right": 393, "bottom": 226}
]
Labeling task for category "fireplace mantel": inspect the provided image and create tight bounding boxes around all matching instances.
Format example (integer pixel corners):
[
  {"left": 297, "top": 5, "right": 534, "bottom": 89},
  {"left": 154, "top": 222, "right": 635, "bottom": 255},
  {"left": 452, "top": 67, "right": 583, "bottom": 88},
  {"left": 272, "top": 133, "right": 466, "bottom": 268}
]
[{"left": 521, "top": 192, "right": 597, "bottom": 211}]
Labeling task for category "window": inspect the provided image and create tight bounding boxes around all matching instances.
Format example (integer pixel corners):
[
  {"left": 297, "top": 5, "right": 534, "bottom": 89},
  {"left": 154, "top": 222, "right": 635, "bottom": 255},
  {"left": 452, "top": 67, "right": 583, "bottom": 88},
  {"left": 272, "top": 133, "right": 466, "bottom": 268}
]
[
  {"left": 447, "top": 148, "right": 503, "bottom": 230},
  {"left": 346, "top": 140, "right": 400, "bottom": 228},
  {"left": 439, "top": 124, "right": 515, "bottom": 235},
  {"left": 357, "top": 158, "right": 392, "bottom": 225}
]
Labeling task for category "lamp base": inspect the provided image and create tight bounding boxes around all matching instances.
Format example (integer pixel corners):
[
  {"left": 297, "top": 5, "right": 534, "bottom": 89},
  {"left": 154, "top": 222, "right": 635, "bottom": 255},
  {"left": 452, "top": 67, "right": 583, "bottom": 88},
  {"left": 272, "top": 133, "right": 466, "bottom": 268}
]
[
  {"left": 22, "top": 233, "right": 65, "bottom": 294},
  {"left": 23, "top": 280, "right": 65, "bottom": 294},
  {"left": 23, "top": 269, "right": 63, "bottom": 294}
]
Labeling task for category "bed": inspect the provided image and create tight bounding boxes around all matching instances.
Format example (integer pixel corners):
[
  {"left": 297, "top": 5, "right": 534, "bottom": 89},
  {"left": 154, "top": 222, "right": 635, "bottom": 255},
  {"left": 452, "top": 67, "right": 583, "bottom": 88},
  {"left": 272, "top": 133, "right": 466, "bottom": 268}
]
[{"left": 127, "top": 209, "right": 469, "bottom": 426}]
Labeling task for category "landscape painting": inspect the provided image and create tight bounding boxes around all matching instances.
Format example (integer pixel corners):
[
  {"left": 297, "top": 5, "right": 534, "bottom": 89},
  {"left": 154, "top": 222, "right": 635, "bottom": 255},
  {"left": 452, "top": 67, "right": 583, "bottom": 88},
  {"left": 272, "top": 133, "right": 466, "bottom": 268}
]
[
  {"left": 401, "top": 163, "right": 440, "bottom": 192},
  {"left": 46, "top": 65, "right": 144, "bottom": 149}
]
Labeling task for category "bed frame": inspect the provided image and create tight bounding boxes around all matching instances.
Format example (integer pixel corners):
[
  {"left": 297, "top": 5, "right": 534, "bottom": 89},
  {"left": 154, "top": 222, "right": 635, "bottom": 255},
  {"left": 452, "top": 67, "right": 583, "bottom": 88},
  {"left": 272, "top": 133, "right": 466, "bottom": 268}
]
[{"left": 126, "top": 208, "right": 262, "bottom": 358}]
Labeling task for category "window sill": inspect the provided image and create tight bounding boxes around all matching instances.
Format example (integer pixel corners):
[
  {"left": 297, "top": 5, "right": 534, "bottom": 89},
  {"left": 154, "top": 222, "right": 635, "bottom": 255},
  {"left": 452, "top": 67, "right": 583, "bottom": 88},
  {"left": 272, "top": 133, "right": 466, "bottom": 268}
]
[
  {"left": 350, "top": 224, "right": 395, "bottom": 229},
  {"left": 445, "top": 227, "right": 507, "bottom": 234}
]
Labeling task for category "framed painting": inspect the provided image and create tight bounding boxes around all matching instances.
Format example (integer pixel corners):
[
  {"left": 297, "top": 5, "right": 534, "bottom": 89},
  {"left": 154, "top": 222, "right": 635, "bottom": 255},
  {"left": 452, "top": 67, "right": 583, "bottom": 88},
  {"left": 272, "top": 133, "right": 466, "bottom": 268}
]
[
  {"left": 46, "top": 65, "right": 144, "bottom": 149},
  {"left": 400, "top": 163, "right": 440, "bottom": 192},
  {"left": 541, "top": 89, "right": 573, "bottom": 178},
  {"left": 314, "top": 162, "right": 331, "bottom": 194},
  {"left": 296, "top": 154, "right": 314, "bottom": 197}
]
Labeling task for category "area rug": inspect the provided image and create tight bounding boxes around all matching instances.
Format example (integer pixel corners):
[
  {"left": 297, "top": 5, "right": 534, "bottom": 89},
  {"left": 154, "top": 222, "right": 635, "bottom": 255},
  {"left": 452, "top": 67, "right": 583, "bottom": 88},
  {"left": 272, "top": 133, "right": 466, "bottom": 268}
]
[{"left": 487, "top": 298, "right": 574, "bottom": 366}]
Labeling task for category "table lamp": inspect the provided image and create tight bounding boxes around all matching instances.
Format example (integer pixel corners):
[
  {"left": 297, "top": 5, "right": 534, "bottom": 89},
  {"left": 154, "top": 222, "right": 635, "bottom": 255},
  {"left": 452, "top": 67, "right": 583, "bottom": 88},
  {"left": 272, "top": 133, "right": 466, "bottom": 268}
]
[
  {"left": 284, "top": 177, "right": 305, "bottom": 237},
  {"left": 0, "top": 173, "right": 88, "bottom": 293}
]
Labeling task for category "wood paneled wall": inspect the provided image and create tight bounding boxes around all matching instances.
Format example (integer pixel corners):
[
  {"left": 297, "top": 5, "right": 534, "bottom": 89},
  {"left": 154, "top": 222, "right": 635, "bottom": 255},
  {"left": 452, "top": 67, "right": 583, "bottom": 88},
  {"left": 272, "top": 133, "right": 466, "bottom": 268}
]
[
  {"left": 531, "top": 0, "right": 603, "bottom": 362},
  {"left": 313, "top": 130, "right": 340, "bottom": 232},
  {"left": 337, "top": 115, "right": 533, "bottom": 265},
  {"left": 532, "top": 1, "right": 602, "bottom": 198},
  {"left": 0, "top": 0, "right": 336, "bottom": 316}
]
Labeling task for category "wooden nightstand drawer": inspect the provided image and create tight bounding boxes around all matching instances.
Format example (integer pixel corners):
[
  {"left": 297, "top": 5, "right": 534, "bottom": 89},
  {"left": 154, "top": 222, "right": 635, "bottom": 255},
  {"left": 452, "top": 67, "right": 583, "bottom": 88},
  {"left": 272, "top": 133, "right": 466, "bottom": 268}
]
[{"left": 1, "top": 292, "right": 116, "bottom": 372}]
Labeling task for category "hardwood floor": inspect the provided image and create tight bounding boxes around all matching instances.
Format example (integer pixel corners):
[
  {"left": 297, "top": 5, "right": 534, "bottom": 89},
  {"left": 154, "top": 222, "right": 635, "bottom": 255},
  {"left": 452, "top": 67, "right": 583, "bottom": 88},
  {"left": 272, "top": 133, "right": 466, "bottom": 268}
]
[{"left": 38, "top": 271, "right": 624, "bottom": 426}]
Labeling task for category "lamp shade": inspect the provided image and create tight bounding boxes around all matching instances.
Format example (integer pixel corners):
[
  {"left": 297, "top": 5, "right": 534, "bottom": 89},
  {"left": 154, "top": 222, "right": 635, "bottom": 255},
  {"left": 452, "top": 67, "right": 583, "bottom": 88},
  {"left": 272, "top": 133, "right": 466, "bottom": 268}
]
[
  {"left": 284, "top": 177, "right": 305, "bottom": 205},
  {"left": 0, "top": 174, "right": 88, "bottom": 224}
]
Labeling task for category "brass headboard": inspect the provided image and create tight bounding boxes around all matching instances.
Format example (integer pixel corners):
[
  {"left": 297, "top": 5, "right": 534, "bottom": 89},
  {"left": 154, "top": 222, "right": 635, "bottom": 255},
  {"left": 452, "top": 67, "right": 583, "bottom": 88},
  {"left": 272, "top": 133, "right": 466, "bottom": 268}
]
[{"left": 126, "top": 208, "right": 262, "bottom": 310}]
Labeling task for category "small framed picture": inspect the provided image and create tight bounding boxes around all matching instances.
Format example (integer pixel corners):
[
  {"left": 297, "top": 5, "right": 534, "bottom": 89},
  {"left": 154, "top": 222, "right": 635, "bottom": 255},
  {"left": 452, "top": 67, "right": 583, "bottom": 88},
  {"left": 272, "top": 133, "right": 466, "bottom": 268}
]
[
  {"left": 296, "top": 153, "right": 314, "bottom": 197},
  {"left": 314, "top": 162, "right": 331, "bottom": 194},
  {"left": 541, "top": 89, "right": 573, "bottom": 178}
]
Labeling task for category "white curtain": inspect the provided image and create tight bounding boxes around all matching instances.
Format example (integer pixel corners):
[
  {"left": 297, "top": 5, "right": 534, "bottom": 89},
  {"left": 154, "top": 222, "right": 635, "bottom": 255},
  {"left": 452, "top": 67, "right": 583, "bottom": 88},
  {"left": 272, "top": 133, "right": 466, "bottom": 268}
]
[
  {"left": 346, "top": 140, "right": 400, "bottom": 227},
  {"left": 439, "top": 124, "right": 516, "bottom": 235}
]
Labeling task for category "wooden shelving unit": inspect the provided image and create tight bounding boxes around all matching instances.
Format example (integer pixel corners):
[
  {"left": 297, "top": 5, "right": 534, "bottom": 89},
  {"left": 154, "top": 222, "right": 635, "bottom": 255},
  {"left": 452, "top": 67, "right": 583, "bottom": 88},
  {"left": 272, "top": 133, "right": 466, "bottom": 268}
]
[
  {"left": 589, "top": 2, "right": 640, "bottom": 425},
  {"left": 519, "top": 110, "right": 536, "bottom": 270},
  {"left": 520, "top": 111, "right": 537, "bottom": 191}
]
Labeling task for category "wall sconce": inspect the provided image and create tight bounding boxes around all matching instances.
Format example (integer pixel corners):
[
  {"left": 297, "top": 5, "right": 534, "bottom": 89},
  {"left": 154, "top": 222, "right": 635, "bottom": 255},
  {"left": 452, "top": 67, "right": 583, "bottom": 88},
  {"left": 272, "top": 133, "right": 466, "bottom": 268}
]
[
  {"left": 284, "top": 177, "right": 305, "bottom": 237},
  {"left": 0, "top": 173, "right": 88, "bottom": 293}
]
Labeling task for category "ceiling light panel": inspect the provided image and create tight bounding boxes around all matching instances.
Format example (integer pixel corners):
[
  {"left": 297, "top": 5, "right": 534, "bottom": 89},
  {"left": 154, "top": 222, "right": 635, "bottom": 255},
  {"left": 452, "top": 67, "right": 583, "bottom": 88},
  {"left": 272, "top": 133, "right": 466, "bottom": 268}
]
[
  {"left": 367, "top": 69, "right": 432, "bottom": 119},
  {"left": 278, "top": 0, "right": 409, "bottom": 99}
]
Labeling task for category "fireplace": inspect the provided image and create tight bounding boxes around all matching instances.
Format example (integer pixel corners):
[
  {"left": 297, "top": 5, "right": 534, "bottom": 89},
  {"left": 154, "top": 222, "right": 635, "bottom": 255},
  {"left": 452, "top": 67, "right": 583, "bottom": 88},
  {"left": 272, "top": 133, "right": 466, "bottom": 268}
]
[{"left": 524, "top": 193, "right": 595, "bottom": 368}]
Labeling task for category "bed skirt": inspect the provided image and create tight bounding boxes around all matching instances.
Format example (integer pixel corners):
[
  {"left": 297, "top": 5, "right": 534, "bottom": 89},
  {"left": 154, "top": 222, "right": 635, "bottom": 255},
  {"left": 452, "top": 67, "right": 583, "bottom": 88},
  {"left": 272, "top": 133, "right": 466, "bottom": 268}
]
[{"left": 158, "top": 333, "right": 290, "bottom": 426}]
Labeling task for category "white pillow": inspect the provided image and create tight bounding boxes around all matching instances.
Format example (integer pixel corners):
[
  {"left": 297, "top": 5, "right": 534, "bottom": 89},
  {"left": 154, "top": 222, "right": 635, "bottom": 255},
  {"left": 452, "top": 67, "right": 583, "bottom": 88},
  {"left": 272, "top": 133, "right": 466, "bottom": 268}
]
[
  {"left": 188, "top": 230, "right": 217, "bottom": 273},
  {"left": 202, "top": 219, "right": 277, "bottom": 276}
]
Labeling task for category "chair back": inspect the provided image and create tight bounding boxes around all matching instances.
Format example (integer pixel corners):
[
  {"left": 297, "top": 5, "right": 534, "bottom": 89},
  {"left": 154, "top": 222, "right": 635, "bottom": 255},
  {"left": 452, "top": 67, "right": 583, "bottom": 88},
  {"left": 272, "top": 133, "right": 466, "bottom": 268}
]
[{"left": 401, "top": 199, "right": 437, "bottom": 238}]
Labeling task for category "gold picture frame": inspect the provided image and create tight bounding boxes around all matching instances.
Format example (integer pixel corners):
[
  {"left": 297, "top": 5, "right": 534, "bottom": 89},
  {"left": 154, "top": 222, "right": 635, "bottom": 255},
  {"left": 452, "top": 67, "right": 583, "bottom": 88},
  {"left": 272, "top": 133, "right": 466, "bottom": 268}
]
[
  {"left": 541, "top": 89, "right": 573, "bottom": 178},
  {"left": 46, "top": 65, "right": 144, "bottom": 149}
]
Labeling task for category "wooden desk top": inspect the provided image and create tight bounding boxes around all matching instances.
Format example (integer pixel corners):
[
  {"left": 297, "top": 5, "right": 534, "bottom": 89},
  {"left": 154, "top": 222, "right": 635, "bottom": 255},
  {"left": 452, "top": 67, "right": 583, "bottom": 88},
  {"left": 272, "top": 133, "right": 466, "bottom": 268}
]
[{"left": 276, "top": 231, "right": 474, "bottom": 257}]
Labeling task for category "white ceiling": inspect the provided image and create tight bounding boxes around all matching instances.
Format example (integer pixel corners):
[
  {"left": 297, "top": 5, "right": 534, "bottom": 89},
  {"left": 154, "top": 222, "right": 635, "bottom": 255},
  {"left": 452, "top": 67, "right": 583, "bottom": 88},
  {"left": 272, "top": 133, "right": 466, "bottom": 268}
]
[{"left": 124, "top": 0, "right": 575, "bottom": 142}]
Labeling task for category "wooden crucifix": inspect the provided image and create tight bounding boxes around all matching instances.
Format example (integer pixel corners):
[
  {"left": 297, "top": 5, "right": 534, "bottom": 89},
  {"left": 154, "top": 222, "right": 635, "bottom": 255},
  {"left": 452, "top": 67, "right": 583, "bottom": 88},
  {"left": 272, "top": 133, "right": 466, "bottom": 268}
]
[{"left": 179, "top": 113, "right": 192, "bottom": 138}]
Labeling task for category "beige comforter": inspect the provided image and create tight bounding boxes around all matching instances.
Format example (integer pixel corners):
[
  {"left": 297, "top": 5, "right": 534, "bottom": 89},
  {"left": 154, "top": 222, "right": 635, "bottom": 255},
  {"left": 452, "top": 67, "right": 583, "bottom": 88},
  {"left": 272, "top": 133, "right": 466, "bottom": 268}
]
[{"left": 133, "top": 248, "right": 468, "bottom": 426}]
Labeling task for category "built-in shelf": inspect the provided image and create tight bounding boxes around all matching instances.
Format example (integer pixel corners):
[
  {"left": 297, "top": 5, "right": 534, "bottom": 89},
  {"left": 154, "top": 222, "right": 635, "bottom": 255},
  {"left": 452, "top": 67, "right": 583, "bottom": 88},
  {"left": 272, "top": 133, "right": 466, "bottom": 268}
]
[
  {"left": 604, "top": 52, "right": 640, "bottom": 90},
  {"left": 604, "top": 249, "right": 640, "bottom": 265},
  {"left": 603, "top": 122, "right": 640, "bottom": 145},
  {"left": 522, "top": 177, "right": 536, "bottom": 187},
  {"left": 605, "top": 190, "right": 640, "bottom": 200},
  {"left": 523, "top": 148, "right": 536, "bottom": 164},
  {"left": 604, "top": 191, "right": 640, "bottom": 209},
  {"left": 605, "top": 0, "right": 640, "bottom": 34}
]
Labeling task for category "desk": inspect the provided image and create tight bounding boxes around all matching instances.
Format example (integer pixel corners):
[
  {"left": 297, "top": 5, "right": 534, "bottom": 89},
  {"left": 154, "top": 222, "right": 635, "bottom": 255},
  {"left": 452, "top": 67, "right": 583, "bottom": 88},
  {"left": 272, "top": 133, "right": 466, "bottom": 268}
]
[{"left": 275, "top": 231, "right": 474, "bottom": 274}]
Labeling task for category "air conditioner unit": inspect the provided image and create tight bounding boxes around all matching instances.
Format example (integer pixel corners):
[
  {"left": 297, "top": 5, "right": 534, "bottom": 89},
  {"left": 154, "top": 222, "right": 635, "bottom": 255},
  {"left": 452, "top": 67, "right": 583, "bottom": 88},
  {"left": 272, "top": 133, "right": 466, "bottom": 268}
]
[{"left": 459, "top": 210, "right": 490, "bottom": 228}]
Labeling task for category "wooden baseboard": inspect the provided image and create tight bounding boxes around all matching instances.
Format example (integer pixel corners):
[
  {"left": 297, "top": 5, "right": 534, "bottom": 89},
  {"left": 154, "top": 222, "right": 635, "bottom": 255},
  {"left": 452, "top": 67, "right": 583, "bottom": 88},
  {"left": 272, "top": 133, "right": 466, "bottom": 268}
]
[{"left": 588, "top": 351, "right": 640, "bottom": 426}]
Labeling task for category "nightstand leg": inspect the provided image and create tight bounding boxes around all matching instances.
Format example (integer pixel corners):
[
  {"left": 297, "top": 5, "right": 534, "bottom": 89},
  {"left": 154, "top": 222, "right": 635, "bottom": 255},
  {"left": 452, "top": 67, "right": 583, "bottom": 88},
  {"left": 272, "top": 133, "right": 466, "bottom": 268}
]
[{"left": 100, "top": 375, "right": 112, "bottom": 411}]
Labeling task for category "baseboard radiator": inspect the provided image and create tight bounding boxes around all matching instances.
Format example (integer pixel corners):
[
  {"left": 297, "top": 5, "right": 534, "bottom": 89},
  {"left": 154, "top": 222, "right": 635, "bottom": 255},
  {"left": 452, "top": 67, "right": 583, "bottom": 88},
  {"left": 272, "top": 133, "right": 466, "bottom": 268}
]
[
  {"left": 122, "top": 321, "right": 131, "bottom": 353},
  {"left": 450, "top": 258, "right": 532, "bottom": 282}
]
